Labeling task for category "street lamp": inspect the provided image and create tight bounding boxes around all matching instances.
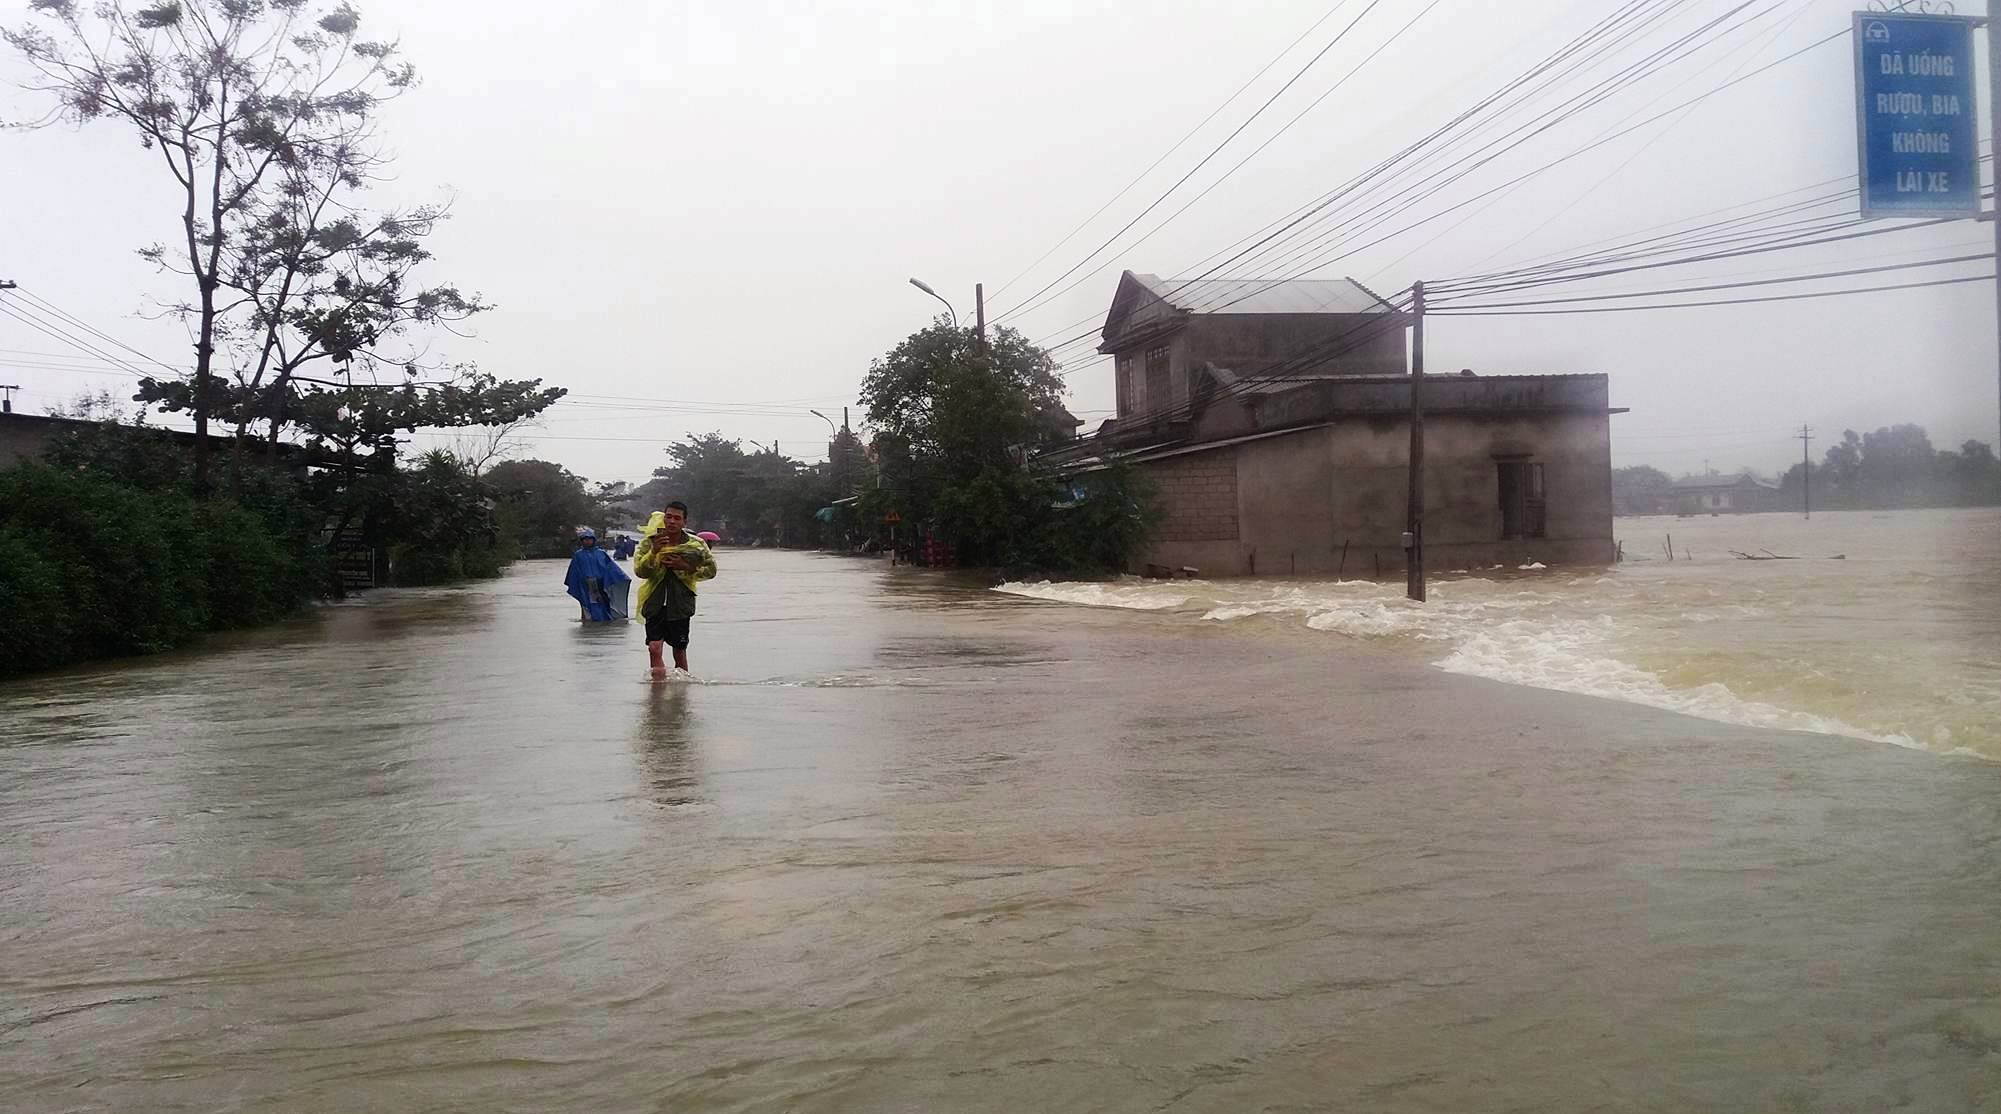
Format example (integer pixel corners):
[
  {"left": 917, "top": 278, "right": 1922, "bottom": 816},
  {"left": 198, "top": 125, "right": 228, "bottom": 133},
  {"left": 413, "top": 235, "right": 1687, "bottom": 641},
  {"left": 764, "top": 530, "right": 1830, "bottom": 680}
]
[
  {"left": 908, "top": 277, "right": 957, "bottom": 327},
  {"left": 808, "top": 409, "right": 838, "bottom": 436}
]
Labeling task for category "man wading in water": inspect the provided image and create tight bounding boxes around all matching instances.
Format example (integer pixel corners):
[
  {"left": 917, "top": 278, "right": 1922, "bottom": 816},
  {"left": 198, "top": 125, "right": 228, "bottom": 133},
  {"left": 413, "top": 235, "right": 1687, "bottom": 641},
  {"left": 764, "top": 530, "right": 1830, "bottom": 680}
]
[{"left": 634, "top": 500, "right": 717, "bottom": 680}]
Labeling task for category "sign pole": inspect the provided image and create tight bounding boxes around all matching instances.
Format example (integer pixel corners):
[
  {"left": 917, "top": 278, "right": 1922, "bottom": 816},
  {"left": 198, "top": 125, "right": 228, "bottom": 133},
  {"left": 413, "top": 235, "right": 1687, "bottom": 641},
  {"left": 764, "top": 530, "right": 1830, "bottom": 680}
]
[{"left": 1855, "top": 7, "right": 1988, "bottom": 440}]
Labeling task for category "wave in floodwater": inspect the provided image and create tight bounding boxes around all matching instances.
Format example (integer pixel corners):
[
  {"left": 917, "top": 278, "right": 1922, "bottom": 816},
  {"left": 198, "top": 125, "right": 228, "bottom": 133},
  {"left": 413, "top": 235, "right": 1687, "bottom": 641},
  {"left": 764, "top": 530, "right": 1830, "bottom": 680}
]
[{"left": 997, "top": 510, "right": 2001, "bottom": 761}]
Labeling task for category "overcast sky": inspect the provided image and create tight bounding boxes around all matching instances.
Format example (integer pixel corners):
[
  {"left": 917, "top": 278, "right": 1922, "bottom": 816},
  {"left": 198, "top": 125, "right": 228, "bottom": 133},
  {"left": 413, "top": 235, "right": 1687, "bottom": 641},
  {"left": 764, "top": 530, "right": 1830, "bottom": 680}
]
[{"left": 3, "top": 0, "right": 1996, "bottom": 485}]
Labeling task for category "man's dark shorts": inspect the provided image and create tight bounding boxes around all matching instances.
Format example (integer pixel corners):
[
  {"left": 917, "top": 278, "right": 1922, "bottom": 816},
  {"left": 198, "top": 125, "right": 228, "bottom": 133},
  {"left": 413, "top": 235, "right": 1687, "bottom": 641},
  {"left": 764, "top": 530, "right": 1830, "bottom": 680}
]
[{"left": 645, "top": 612, "right": 691, "bottom": 648}]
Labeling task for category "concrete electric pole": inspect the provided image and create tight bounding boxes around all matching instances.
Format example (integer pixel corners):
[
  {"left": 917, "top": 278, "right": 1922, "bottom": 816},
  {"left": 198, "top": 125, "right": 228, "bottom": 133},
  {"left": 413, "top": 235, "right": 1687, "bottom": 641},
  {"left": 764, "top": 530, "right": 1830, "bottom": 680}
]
[
  {"left": 1799, "top": 424, "right": 1814, "bottom": 519},
  {"left": 1405, "top": 281, "right": 1426, "bottom": 603}
]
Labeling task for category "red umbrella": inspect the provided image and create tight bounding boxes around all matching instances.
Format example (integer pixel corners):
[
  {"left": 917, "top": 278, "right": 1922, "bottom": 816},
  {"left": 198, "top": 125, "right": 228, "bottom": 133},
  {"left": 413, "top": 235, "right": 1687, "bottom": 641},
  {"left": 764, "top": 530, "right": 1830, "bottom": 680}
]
[{"left": 696, "top": 531, "right": 721, "bottom": 543}]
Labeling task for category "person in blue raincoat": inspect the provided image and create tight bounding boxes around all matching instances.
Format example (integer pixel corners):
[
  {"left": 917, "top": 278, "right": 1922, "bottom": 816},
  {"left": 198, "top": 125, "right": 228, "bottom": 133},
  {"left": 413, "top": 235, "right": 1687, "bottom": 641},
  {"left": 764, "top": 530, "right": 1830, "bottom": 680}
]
[{"left": 564, "top": 528, "right": 631, "bottom": 622}]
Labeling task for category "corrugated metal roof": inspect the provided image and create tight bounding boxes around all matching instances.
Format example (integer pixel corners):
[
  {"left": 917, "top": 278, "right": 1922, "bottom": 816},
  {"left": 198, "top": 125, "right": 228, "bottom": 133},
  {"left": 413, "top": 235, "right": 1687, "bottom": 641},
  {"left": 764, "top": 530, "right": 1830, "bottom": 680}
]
[{"left": 1132, "top": 273, "right": 1392, "bottom": 315}]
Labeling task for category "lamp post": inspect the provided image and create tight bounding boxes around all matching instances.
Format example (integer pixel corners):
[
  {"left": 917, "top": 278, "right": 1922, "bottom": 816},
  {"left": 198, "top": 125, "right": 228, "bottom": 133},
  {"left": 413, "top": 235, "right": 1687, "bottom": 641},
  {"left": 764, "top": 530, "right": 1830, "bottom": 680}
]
[
  {"left": 907, "top": 277, "right": 957, "bottom": 328},
  {"left": 808, "top": 409, "right": 838, "bottom": 436}
]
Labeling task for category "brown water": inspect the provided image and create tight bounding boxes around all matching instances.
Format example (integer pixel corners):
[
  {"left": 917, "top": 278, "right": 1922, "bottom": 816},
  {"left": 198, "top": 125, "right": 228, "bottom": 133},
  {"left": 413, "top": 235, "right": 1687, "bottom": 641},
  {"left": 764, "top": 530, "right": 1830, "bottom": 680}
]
[
  {"left": 4, "top": 551, "right": 1999, "bottom": 1112},
  {"left": 1005, "top": 508, "right": 2001, "bottom": 760}
]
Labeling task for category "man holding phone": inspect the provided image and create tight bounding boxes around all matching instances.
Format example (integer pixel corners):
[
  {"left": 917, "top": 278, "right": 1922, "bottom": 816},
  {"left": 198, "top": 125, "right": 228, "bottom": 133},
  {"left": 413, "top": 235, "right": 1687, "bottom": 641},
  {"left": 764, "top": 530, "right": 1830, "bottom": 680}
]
[{"left": 634, "top": 500, "right": 717, "bottom": 679}]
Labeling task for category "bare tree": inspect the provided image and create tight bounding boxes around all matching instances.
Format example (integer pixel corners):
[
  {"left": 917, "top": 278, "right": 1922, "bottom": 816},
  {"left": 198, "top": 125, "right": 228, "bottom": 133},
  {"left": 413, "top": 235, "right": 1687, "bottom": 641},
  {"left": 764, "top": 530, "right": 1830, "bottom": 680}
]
[
  {"left": 5, "top": 0, "right": 415, "bottom": 494},
  {"left": 447, "top": 414, "right": 543, "bottom": 479}
]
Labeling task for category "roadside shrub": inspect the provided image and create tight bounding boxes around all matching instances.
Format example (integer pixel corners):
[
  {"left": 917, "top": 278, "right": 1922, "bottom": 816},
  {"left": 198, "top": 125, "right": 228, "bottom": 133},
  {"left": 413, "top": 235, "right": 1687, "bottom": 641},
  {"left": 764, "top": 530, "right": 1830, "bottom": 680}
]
[
  {"left": 993, "top": 462, "right": 1162, "bottom": 578},
  {"left": 0, "top": 463, "right": 321, "bottom": 677}
]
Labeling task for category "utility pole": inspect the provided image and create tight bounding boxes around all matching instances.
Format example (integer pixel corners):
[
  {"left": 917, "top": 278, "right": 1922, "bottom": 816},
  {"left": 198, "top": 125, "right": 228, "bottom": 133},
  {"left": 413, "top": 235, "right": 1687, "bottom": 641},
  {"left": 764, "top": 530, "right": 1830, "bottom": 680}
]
[
  {"left": 1990, "top": 5, "right": 2001, "bottom": 450},
  {"left": 1405, "top": 281, "right": 1426, "bottom": 603},
  {"left": 1799, "top": 424, "right": 1814, "bottom": 519},
  {"left": 0, "top": 283, "right": 17, "bottom": 413},
  {"left": 975, "top": 283, "right": 988, "bottom": 354}
]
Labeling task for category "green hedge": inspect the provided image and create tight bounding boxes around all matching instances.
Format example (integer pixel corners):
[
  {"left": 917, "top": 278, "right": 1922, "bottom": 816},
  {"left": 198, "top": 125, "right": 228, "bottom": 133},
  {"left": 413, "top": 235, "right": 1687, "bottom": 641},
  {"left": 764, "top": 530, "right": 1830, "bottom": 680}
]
[{"left": 0, "top": 463, "right": 323, "bottom": 677}]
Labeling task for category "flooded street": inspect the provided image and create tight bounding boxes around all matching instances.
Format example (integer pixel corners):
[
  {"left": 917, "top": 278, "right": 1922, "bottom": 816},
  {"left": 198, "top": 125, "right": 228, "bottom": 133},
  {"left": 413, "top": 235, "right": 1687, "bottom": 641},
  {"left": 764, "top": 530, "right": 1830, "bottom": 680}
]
[
  {"left": 1007, "top": 508, "right": 2001, "bottom": 760},
  {"left": 4, "top": 550, "right": 2000, "bottom": 1112}
]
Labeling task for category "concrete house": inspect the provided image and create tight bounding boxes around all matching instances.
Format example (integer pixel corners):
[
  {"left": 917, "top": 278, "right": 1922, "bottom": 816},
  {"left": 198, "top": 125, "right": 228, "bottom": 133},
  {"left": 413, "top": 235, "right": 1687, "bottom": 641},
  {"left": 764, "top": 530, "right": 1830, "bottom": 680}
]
[
  {"left": 1073, "top": 271, "right": 1619, "bottom": 577},
  {"left": 1671, "top": 472, "right": 1779, "bottom": 515},
  {"left": 1103, "top": 271, "right": 1408, "bottom": 419}
]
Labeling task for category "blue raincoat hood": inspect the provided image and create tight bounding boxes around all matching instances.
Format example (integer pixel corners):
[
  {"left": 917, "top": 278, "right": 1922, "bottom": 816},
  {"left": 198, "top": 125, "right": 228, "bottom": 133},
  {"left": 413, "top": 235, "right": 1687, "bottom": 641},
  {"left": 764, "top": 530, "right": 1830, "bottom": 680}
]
[{"left": 565, "top": 544, "right": 631, "bottom": 622}]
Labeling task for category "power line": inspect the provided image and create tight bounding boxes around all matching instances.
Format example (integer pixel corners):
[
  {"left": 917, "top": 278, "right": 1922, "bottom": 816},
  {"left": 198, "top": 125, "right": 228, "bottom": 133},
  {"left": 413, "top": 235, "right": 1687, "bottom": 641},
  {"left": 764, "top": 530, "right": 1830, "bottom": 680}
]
[
  {"left": 988, "top": 0, "right": 1361, "bottom": 302},
  {"left": 1126, "top": 0, "right": 1713, "bottom": 311},
  {"left": 1229, "top": 1, "right": 1812, "bottom": 295},
  {"left": 1039, "top": 0, "right": 1772, "bottom": 335},
  {"left": 997, "top": 0, "right": 1446, "bottom": 326},
  {"left": 1427, "top": 252, "right": 1989, "bottom": 310},
  {"left": 1433, "top": 211, "right": 1974, "bottom": 301},
  {"left": 993, "top": 0, "right": 1393, "bottom": 322},
  {"left": 1018, "top": 0, "right": 1677, "bottom": 351},
  {"left": 11, "top": 288, "right": 178, "bottom": 369},
  {"left": 1383, "top": 0, "right": 1818, "bottom": 282},
  {"left": 1428, "top": 271, "right": 1992, "bottom": 315},
  {"left": 0, "top": 298, "right": 154, "bottom": 379}
]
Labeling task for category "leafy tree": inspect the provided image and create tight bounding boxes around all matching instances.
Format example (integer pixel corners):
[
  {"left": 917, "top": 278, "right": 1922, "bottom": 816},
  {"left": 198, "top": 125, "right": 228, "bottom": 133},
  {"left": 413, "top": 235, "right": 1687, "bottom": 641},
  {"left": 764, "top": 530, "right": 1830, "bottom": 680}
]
[
  {"left": 6, "top": 0, "right": 419, "bottom": 493},
  {"left": 488, "top": 458, "right": 605, "bottom": 559},
  {"left": 1937, "top": 439, "right": 2001, "bottom": 506},
  {"left": 1611, "top": 465, "right": 1673, "bottom": 515},
  {"left": 858, "top": 321, "right": 1151, "bottom": 571},
  {"left": 640, "top": 433, "right": 836, "bottom": 546},
  {"left": 859, "top": 322, "right": 1080, "bottom": 565},
  {"left": 381, "top": 449, "right": 502, "bottom": 584},
  {"left": 1786, "top": 424, "right": 1999, "bottom": 509},
  {"left": 1776, "top": 460, "right": 1825, "bottom": 511},
  {"left": 1857, "top": 424, "right": 1938, "bottom": 507},
  {"left": 1822, "top": 429, "right": 1863, "bottom": 501}
]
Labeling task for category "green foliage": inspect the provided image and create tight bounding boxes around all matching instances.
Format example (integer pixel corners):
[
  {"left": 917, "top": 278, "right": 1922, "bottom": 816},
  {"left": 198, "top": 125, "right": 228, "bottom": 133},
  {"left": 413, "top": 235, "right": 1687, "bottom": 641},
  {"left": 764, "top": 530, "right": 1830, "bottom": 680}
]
[
  {"left": 1611, "top": 464, "right": 1674, "bottom": 514},
  {"left": 856, "top": 321, "right": 1151, "bottom": 573},
  {"left": 641, "top": 434, "right": 836, "bottom": 547},
  {"left": 382, "top": 450, "right": 505, "bottom": 585},
  {"left": 0, "top": 463, "right": 321, "bottom": 677},
  {"left": 1776, "top": 425, "right": 2000, "bottom": 509},
  {"left": 1041, "top": 463, "right": 1164, "bottom": 575},
  {"left": 137, "top": 367, "right": 563, "bottom": 462},
  {"left": 488, "top": 458, "right": 605, "bottom": 558},
  {"left": 5, "top": 0, "right": 431, "bottom": 491}
]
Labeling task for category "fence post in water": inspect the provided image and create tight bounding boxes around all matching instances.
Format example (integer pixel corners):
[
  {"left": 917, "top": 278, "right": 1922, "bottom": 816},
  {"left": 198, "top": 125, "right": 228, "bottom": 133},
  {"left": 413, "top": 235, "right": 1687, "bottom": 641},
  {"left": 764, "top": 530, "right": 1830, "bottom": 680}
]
[
  {"left": 1338, "top": 539, "right": 1350, "bottom": 579},
  {"left": 1666, "top": 533, "right": 1674, "bottom": 562}
]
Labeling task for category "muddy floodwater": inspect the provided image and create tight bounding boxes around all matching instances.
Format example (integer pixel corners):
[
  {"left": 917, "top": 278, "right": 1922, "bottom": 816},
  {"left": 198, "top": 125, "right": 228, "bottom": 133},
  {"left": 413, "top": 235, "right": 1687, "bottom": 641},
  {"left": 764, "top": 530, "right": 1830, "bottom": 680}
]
[{"left": 4, "top": 550, "right": 1999, "bottom": 1112}]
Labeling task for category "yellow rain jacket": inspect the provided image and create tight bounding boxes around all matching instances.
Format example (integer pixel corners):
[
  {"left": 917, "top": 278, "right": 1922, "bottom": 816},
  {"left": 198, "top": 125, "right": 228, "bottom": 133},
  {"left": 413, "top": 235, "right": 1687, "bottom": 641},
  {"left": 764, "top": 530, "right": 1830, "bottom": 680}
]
[{"left": 634, "top": 512, "right": 717, "bottom": 621}]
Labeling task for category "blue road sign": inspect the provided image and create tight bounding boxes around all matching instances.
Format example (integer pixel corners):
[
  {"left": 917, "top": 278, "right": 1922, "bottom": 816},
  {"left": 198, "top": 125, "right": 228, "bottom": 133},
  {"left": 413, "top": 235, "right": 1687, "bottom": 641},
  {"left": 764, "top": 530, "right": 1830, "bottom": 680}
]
[{"left": 1854, "top": 12, "right": 1980, "bottom": 219}]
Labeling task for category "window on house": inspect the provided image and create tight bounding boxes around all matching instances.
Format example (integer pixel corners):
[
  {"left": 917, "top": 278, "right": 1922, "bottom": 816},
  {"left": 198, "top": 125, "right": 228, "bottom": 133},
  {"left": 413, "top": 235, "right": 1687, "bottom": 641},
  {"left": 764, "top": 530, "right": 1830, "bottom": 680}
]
[
  {"left": 1497, "top": 461, "right": 1546, "bottom": 540},
  {"left": 1117, "top": 353, "right": 1136, "bottom": 414},
  {"left": 1145, "top": 344, "right": 1171, "bottom": 414}
]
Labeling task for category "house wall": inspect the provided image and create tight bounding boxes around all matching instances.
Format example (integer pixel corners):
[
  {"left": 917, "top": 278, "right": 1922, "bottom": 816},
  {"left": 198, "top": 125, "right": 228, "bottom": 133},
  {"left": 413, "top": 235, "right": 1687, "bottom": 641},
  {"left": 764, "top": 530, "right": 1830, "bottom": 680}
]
[
  {"left": 0, "top": 414, "right": 67, "bottom": 467},
  {"left": 1134, "top": 409, "right": 1615, "bottom": 578},
  {"left": 1671, "top": 480, "right": 1779, "bottom": 515},
  {"left": 1185, "top": 314, "right": 1407, "bottom": 380},
  {"left": 1111, "top": 314, "right": 1408, "bottom": 422},
  {"left": 1112, "top": 333, "right": 1192, "bottom": 420}
]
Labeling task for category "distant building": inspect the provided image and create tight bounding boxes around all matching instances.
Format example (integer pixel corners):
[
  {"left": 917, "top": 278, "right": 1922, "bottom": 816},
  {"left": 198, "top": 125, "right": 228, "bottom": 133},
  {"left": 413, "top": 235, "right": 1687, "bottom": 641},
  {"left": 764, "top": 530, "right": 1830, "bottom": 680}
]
[
  {"left": 1671, "top": 472, "right": 1779, "bottom": 515},
  {"left": 1055, "top": 272, "right": 1621, "bottom": 577}
]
